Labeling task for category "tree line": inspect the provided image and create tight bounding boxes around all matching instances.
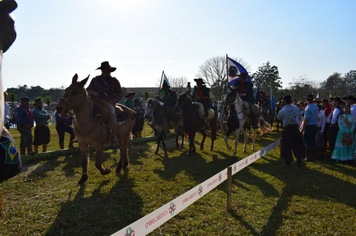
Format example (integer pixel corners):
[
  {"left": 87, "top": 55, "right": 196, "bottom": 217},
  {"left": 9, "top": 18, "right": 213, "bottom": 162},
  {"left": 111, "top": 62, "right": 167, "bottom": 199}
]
[{"left": 5, "top": 56, "right": 355, "bottom": 106}]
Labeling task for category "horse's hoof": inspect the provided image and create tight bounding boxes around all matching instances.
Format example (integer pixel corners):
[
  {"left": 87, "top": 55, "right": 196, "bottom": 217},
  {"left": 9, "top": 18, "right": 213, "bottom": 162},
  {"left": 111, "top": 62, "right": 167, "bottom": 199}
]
[
  {"left": 200, "top": 147, "right": 204, "bottom": 151},
  {"left": 210, "top": 148, "right": 213, "bottom": 151},
  {"left": 116, "top": 166, "right": 122, "bottom": 174},
  {"left": 78, "top": 175, "right": 88, "bottom": 185},
  {"left": 227, "top": 145, "right": 232, "bottom": 150},
  {"left": 154, "top": 150, "right": 159, "bottom": 154},
  {"left": 101, "top": 168, "right": 111, "bottom": 175}
]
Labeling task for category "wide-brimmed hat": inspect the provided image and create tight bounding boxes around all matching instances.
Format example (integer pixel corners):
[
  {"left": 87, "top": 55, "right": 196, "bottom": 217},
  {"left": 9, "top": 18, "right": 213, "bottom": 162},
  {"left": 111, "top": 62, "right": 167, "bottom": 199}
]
[
  {"left": 342, "top": 95, "right": 356, "bottom": 102},
  {"left": 134, "top": 98, "right": 142, "bottom": 103},
  {"left": 125, "top": 92, "right": 135, "bottom": 98},
  {"left": 34, "top": 98, "right": 42, "bottom": 104},
  {"left": 282, "top": 95, "right": 292, "bottom": 103},
  {"left": 21, "top": 96, "right": 30, "bottom": 101},
  {"left": 313, "top": 98, "right": 322, "bottom": 103},
  {"left": 306, "top": 94, "right": 314, "bottom": 100},
  {"left": 96, "top": 61, "right": 116, "bottom": 72},
  {"left": 194, "top": 78, "right": 205, "bottom": 84},
  {"left": 322, "top": 98, "right": 329, "bottom": 104},
  {"left": 330, "top": 96, "right": 342, "bottom": 103}
]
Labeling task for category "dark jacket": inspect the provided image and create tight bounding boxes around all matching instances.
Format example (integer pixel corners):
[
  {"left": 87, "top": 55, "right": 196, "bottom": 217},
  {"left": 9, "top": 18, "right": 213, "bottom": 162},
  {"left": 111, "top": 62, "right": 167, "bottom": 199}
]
[
  {"left": 163, "top": 89, "right": 177, "bottom": 108},
  {"left": 234, "top": 80, "right": 254, "bottom": 103},
  {"left": 192, "top": 85, "right": 210, "bottom": 105},
  {"left": 87, "top": 75, "right": 123, "bottom": 103},
  {"left": 14, "top": 106, "right": 34, "bottom": 127}
]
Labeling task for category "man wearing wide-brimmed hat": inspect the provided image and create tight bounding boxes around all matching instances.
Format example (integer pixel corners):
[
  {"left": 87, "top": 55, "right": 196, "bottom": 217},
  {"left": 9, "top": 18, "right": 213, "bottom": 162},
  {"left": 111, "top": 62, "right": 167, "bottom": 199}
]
[
  {"left": 192, "top": 78, "right": 210, "bottom": 124},
  {"left": 329, "top": 96, "right": 344, "bottom": 152},
  {"left": 32, "top": 98, "right": 51, "bottom": 153},
  {"left": 87, "top": 61, "right": 123, "bottom": 142},
  {"left": 124, "top": 92, "right": 135, "bottom": 109},
  {"left": 14, "top": 96, "right": 36, "bottom": 156},
  {"left": 300, "top": 94, "right": 318, "bottom": 161},
  {"left": 277, "top": 95, "right": 305, "bottom": 166},
  {"left": 233, "top": 73, "right": 258, "bottom": 129}
]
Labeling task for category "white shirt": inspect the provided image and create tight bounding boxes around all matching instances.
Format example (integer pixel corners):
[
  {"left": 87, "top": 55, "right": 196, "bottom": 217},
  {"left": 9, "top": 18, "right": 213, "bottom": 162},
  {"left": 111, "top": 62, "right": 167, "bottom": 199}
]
[
  {"left": 317, "top": 110, "right": 326, "bottom": 132},
  {"left": 331, "top": 107, "right": 341, "bottom": 125}
]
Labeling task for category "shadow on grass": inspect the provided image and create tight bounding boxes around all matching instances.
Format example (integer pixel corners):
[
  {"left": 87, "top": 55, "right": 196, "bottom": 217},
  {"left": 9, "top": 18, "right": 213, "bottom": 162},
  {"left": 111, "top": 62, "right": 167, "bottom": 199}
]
[
  {"left": 46, "top": 171, "right": 144, "bottom": 236},
  {"left": 229, "top": 154, "right": 356, "bottom": 235}
]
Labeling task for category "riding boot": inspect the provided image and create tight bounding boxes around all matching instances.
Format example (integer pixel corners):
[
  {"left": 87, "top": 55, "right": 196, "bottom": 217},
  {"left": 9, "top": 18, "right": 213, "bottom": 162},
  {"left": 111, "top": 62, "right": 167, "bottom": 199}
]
[
  {"left": 27, "top": 145, "right": 36, "bottom": 155},
  {"left": 109, "top": 122, "right": 118, "bottom": 143}
]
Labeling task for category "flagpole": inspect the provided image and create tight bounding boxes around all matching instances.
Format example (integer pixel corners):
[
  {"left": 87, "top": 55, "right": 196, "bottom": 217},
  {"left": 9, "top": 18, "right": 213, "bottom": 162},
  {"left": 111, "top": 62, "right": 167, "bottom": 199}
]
[
  {"left": 226, "top": 54, "right": 229, "bottom": 89},
  {"left": 158, "top": 70, "right": 164, "bottom": 95}
]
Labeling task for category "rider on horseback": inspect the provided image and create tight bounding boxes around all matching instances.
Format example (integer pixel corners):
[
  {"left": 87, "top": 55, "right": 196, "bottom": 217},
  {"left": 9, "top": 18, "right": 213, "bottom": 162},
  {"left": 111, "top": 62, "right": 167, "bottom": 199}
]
[
  {"left": 192, "top": 78, "right": 210, "bottom": 126},
  {"left": 87, "top": 61, "right": 123, "bottom": 143},
  {"left": 158, "top": 80, "right": 177, "bottom": 128},
  {"left": 233, "top": 73, "right": 259, "bottom": 129}
]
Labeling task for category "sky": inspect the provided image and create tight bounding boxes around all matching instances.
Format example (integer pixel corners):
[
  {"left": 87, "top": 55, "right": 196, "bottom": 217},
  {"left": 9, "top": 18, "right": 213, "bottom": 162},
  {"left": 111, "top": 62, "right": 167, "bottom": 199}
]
[{"left": 2, "top": 0, "right": 356, "bottom": 90}]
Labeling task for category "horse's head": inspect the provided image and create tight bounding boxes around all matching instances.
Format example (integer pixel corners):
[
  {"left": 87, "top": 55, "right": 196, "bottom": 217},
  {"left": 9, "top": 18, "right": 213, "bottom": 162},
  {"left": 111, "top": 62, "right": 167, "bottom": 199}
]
[
  {"left": 0, "top": 0, "right": 17, "bottom": 53},
  {"left": 144, "top": 98, "right": 155, "bottom": 119},
  {"left": 176, "top": 92, "right": 192, "bottom": 110},
  {"left": 56, "top": 74, "right": 89, "bottom": 116}
]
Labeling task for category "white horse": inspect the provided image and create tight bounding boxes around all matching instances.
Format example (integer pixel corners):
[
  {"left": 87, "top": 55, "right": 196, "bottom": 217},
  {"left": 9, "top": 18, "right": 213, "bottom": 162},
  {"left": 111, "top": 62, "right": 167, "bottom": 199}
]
[{"left": 222, "top": 90, "right": 256, "bottom": 157}]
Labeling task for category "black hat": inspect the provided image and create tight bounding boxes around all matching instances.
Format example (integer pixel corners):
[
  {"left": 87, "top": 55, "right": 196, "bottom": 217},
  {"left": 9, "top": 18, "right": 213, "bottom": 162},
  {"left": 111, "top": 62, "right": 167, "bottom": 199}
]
[
  {"left": 330, "top": 96, "right": 342, "bottom": 103},
  {"left": 96, "top": 61, "right": 116, "bottom": 72},
  {"left": 34, "top": 98, "right": 42, "bottom": 104},
  {"left": 134, "top": 98, "right": 141, "bottom": 103},
  {"left": 306, "top": 94, "right": 314, "bottom": 100},
  {"left": 282, "top": 95, "right": 292, "bottom": 103},
  {"left": 194, "top": 78, "right": 204, "bottom": 84},
  {"left": 21, "top": 96, "right": 30, "bottom": 101},
  {"left": 313, "top": 98, "right": 322, "bottom": 103},
  {"left": 125, "top": 92, "right": 135, "bottom": 98},
  {"left": 239, "top": 72, "right": 248, "bottom": 77},
  {"left": 342, "top": 95, "right": 356, "bottom": 102},
  {"left": 322, "top": 98, "right": 330, "bottom": 104}
]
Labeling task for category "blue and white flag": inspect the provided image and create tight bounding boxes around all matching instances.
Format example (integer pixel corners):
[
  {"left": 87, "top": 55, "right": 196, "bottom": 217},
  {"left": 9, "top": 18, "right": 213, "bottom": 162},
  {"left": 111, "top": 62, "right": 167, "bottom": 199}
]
[
  {"left": 270, "top": 88, "right": 276, "bottom": 111},
  {"left": 227, "top": 56, "right": 250, "bottom": 86}
]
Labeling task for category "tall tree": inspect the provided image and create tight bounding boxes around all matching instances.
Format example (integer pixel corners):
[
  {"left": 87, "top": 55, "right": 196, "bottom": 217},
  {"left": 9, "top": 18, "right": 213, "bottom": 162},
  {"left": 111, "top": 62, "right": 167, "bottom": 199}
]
[
  {"left": 196, "top": 56, "right": 251, "bottom": 101},
  {"left": 320, "top": 72, "right": 348, "bottom": 97},
  {"left": 252, "top": 61, "right": 282, "bottom": 94}
]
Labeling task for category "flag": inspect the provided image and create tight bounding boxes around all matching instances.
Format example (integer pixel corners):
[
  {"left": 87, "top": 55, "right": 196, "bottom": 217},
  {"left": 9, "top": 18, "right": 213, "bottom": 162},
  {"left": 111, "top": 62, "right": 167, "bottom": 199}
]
[
  {"left": 255, "top": 83, "right": 260, "bottom": 100},
  {"left": 226, "top": 56, "right": 251, "bottom": 86},
  {"left": 270, "top": 88, "right": 276, "bottom": 111},
  {"left": 316, "top": 93, "right": 319, "bottom": 98},
  {"left": 161, "top": 72, "right": 170, "bottom": 88}
]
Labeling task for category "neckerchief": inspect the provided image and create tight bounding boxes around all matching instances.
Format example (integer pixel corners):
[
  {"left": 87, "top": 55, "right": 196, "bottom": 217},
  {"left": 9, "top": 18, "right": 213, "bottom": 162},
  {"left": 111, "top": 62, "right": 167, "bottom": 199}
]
[{"left": 21, "top": 104, "right": 34, "bottom": 119}]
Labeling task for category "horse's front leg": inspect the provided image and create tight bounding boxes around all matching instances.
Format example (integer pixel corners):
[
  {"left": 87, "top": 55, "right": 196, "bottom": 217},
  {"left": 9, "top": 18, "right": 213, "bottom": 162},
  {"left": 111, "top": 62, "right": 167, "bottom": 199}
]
[
  {"left": 233, "top": 129, "right": 240, "bottom": 157},
  {"left": 243, "top": 129, "right": 248, "bottom": 153},
  {"left": 200, "top": 130, "right": 206, "bottom": 151},
  {"left": 78, "top": 146, "right": 89, "bottom": 185},
  {"left": 251, "top": 128, "right": 256, "bottom": 151},
  {"left": 95, "top": 145, "right": 110, "bottom": 175},
  {"left": 188, "top": 133, "right": 196, "bottom": 155},
  {"left": 117, "top": 138, "right": 130, "bottom": 174},
  {"left": 224, "top": 134, "right": 232, "bottom": 150}
]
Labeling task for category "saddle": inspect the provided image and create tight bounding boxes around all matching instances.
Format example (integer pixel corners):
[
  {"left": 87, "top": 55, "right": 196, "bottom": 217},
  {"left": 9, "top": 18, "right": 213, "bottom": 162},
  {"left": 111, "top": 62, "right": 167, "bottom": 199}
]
[
  {"left": 192, "top": 102, "right": 215, "bottom": 120},
  {"left": 93, "top": 99, "right": 136, "bottom": 124}
]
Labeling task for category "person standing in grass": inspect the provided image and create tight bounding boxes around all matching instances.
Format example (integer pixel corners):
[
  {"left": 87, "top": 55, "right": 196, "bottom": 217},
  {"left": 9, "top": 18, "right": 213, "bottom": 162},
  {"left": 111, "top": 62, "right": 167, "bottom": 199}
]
[
  {"left": 331, "top": 105, "right": 355, "bottom": 162},
  {"left": 277, "top": 95, "right": 305, "bottom": 166},
  {"left": 15, "top": 96, "right": 36, "bottom": 156},
  {"left": 55, "top": 111, "right": 75, "bottom": 149},
  {"left": 32, "top": 98, "right": 51, "bottom": 153}
]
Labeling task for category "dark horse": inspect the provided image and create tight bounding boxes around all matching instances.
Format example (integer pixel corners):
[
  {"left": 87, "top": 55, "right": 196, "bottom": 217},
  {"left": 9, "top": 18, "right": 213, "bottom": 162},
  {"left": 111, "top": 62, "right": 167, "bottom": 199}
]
[
  {"left": 56, "top": 74, "right": 135, "bottom": 185},
  {"left": 144, "top": 98, "right": 182, "bottom": 154},
  {"left": 176, "top": 93, "right": 217, "bottom": 155}
]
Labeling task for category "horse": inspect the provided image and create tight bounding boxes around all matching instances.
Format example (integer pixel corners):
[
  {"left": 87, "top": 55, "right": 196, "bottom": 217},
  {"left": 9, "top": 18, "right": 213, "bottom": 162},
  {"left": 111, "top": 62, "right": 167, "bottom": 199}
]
[
  {"left": 56, "top": 74, "right": 136, "bottom": 185},
  {"left": 217, "top": 101, "right": 227, "bottom": 134},
  {"left": 222, "top": 90, "right": 273, "bottom": 157},
  {"left": 144, "top": 98, "right": 182, "bottom": 154},
  {"left": 176, "top": 93, "right": 217, "bottom": 156}
]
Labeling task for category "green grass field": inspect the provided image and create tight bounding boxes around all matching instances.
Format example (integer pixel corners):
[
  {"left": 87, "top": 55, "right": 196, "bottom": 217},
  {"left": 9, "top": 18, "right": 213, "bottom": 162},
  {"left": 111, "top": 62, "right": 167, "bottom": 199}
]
[{"left": 1, "top": 124, "right": 356, "bottom": 235}]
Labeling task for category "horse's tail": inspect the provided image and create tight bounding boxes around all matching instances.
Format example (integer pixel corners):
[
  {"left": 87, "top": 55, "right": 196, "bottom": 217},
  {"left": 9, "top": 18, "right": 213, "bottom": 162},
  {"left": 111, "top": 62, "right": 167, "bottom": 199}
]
[
  {"left": 209, "top": 116, "right": 217, "bottom": 141},
  {"left": 258, "top": 116, "right": 273, "bottom": 136}
]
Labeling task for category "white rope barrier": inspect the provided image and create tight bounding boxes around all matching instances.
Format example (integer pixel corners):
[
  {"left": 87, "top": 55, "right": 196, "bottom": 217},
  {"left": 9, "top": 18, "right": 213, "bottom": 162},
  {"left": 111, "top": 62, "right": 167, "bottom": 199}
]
[{"left": 112, "top": 139, "right": 280, "bottom": 236}]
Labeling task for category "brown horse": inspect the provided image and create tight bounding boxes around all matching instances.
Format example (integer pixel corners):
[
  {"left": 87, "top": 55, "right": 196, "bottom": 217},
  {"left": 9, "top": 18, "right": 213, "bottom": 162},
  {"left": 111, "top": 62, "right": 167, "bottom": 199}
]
[{"left": 56, "top": 74, "right": 135, "bottom": 185}]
